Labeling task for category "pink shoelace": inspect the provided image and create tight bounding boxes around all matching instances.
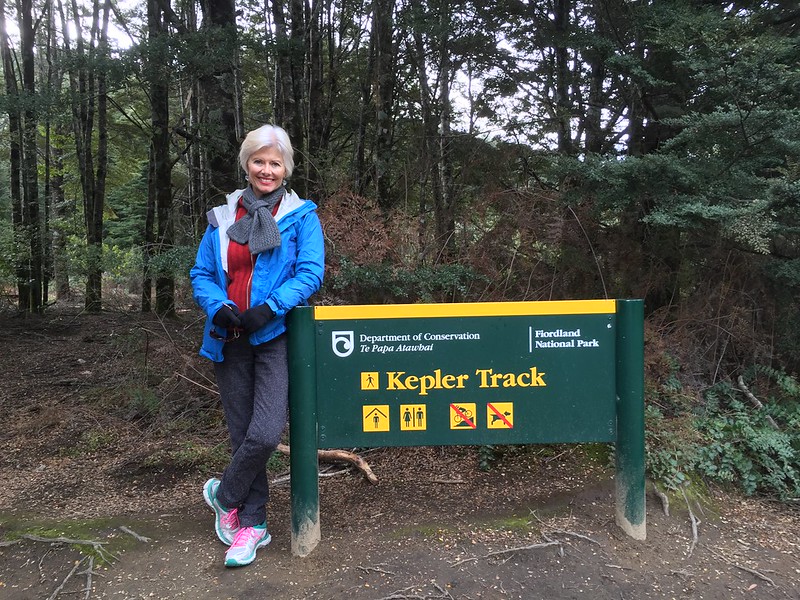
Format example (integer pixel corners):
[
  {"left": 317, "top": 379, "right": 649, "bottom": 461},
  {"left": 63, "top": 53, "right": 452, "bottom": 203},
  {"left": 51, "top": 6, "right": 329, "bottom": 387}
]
[
  {"left": 230, "top": 525, "right": 263, "bottom": 548},
  {"left": 222, "top": 507, "right": 240, "bottom": 531}
]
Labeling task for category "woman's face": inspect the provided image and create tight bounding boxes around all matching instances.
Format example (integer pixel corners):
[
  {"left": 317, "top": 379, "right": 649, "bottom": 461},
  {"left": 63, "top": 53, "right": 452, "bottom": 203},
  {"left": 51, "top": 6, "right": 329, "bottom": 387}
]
[{"left": 246, "top": 146, "right": 287, "bottom": 197}]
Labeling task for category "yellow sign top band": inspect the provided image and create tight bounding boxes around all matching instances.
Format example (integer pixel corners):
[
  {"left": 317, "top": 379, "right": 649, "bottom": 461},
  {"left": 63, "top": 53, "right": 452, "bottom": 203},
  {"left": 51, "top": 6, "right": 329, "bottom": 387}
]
[{"left": 313, "top": 299, "right": 616, "bottom": 320}]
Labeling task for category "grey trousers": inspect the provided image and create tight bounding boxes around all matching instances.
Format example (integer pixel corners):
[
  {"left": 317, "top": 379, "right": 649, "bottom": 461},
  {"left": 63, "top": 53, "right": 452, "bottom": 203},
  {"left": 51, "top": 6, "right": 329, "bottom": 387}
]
[{"left": 213, "top": 333, "right": 288, "bottom": 527}]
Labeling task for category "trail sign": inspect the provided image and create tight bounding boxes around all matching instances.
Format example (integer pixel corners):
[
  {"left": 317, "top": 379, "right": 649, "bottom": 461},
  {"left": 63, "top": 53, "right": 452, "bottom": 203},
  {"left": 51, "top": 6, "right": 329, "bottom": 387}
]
[{"left": 287, "top": 299, "right": 645, "bottom": 557}]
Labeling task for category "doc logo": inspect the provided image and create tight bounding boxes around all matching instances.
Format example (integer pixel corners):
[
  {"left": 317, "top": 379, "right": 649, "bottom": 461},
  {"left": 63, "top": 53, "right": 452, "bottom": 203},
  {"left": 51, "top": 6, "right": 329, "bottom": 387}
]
[{"left": 331, "top": 331, "right": 354, "bottom": 358}]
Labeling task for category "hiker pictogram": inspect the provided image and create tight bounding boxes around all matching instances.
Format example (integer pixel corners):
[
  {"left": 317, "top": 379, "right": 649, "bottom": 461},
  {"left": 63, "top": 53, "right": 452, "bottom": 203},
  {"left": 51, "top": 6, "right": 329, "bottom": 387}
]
[{"left": 361, "top": 372, "right": 379, "bottom": 390}]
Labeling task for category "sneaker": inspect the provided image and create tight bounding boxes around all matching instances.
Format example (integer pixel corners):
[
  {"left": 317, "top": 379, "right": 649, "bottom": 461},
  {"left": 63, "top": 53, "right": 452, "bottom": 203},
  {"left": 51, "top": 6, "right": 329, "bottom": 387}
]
[
  {"left": 203, "top": 478, "right": 239, "bottom": 545},
  {"left": 224, "top": 524, "right": 271, "bottom": 567}
]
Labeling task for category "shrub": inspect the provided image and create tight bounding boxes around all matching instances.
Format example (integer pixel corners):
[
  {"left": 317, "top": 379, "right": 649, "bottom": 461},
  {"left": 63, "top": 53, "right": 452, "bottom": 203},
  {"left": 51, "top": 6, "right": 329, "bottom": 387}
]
[{"left": 693, "top": 376, "right": 800, "bottom": 500}]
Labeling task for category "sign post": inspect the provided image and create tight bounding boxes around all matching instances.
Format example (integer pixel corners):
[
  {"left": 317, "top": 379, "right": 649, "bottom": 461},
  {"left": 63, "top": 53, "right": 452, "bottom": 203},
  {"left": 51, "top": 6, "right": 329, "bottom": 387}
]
[
  {"left": 287, "top": 299, "right": 645, "bottom": 556},
  {"left": 614, "top": 299, "right": 646, "bottom": 539}
]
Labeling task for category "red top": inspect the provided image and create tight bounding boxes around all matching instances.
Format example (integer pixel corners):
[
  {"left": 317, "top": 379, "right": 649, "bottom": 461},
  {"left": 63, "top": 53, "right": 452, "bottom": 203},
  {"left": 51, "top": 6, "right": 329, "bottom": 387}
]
[{"left": 226, "top": 197, "right": 281, "bottom": 311}]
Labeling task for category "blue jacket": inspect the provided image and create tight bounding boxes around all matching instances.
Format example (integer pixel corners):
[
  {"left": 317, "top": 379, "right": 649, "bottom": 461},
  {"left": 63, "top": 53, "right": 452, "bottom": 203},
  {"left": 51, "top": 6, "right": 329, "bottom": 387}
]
[{"left": 190, "top": 188, "right": 325, "bottom": 362}]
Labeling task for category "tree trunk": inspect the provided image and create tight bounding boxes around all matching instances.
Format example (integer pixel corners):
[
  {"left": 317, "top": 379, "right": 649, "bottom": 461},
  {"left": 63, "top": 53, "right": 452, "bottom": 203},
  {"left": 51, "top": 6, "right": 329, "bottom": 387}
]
[
  {"left": 145, "top": 0, "right": 175, "bottom": 316},
  {"left": 373, "top": 0, "right": 396, "bottom": 207},
  {"left": 272, "top": 0, "right": 294, "bottom": 127},
  {"left": 352, "top": 4, "right": 376, "bottom": 196},
  {"left": 435, "top": 2, "right": 455, "bottom": 261},
  {"left": 20, "top": 0, "right": 43, "bottom": 313},
  {"left": 584, "top": 1, "right": 607, "bottom": 155},
  {"left": 307, "top": 0, "right": 324, "bottom": 194},
  {"left": 51, "top": 142, "right": 70, "bottom": 300},
  {"left": 553, "top": 0, "right": 573, "bottom": 155},
  {"left": 412, "top": 26, "right": 441, "bottom": 264},
  {"left": 198, "top": 0, "right": 240, "bottom": 203},
  {"left": 411, "top": 2, "right": 455, "bottom": 262},
  {"left": 142, "top": 145, "right": 155, "bottom": 313},
  {"left": 82, "top": 0, "right": 111, "bottom": 313},
  {"left": 0, "top": 0, "right": 27, "bottom": 310}
]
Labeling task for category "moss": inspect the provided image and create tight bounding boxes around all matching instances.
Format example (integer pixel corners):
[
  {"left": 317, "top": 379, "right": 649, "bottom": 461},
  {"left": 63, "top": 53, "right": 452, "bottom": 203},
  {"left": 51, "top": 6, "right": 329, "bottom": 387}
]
[{"left": 0, "top": 515, "right": 141, "bottom": 565}]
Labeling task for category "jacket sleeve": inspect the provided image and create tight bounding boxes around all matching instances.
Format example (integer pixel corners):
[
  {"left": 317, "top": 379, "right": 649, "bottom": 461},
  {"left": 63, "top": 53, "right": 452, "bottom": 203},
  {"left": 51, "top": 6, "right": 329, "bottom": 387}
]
[
  {"left": 268, "top": 210, "right": 325, "bottom": 316},
  {"left": 190, "top": 225, "right": 232, "bottom": 318}
]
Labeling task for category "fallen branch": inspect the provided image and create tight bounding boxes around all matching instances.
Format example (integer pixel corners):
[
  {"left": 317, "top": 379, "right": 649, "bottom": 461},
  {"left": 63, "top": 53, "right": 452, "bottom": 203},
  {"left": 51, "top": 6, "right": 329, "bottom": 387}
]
[
  {"left": 277, "top": 443, "right": 378, "bottom": 484},
  {"left": 79, "top": 556, "right": 96, "bottom": 600},
  {"left": 548, "top": 529, "right": 600, "bottom": 545},
  {"left": 679, "top": 486, "right": 700, "bottom": 558},
  {"left": 670, "top": 569, "right": 694, "bottom": 578},
  {"left": 119, "top": 526, "right": 151, "bottom": 543},
  {"left": 653, "top": 482, "right": 670, "bottom": 516},
  {"left": 21, "top": 534, "right": 117, "bottom": 563},
  {"left": 174, "top": 371, "right": 219, "bottom": 395},
  {"left": 706, "top": 546, "right": 776, "bottom": 587},
  {"left": 371, "top": 583, "right": 453, "bottom": 600},
  {"left": 736, "top": 376, "right": 780, "bottom": 430},
  {"left": 46, "top": 556, "right": 86, "bottom": 600},
  {"left": 487, "top": 540, "right": 562, "bottom": 558},
  {"left": 357, "top": 563, "right": 397, "bottom": 576},
  {"left": 529, "top": 511, "right": 599, "bottom": 545},
  {"left": 451, "top": 540, "right": 561, "bottom": 566}
]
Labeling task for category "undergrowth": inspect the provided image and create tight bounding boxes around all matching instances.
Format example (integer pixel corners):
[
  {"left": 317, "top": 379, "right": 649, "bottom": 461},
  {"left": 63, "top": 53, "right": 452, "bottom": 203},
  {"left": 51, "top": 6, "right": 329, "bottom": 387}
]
[{"left": 646, "top": 365, "right": 800, "bottom": 501}]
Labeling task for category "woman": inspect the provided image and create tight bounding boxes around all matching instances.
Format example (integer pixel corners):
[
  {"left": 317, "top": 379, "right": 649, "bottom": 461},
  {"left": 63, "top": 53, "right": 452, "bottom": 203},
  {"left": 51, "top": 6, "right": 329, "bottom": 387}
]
[{"left": 190, "top": 125, "right": 324, "bottom": 567}]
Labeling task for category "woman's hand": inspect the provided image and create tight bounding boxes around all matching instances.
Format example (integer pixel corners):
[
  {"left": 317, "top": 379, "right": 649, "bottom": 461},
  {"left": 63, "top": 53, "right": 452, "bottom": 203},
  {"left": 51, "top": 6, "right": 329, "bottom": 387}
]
[
  {"left": 239, "top": 304, "right": 274, "bottom": 333},
  {"left": 212, "top": 304, "right": 242, "bottom": 329}
]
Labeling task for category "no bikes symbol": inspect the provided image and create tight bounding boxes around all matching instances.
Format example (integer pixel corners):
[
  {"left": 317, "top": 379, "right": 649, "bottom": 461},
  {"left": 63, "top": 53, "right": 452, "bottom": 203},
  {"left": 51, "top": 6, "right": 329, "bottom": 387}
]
[{"left": 450, "top": 403, "right": 476, "bottom": 429}]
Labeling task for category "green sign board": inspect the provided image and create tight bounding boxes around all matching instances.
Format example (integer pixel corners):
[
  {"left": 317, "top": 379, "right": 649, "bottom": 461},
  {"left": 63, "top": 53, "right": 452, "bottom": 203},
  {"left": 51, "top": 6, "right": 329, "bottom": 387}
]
[
  {"left": 313, "top": 300, "right": 617, "bottom": 448},
  {"left": 287, "top": 299, "right": 646, "bottom": 557}
]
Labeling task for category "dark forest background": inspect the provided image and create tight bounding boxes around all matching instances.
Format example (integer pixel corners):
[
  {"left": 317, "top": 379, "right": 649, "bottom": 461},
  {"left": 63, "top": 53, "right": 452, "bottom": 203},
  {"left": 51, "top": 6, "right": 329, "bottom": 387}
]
[{"left": 2, "top": 0, "right": 800, "bottom": 501}]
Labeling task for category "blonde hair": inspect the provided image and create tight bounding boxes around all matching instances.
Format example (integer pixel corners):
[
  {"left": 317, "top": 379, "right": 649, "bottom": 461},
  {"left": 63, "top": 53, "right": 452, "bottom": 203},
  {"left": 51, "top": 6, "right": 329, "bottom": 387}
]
[{"left": 238, "top": 125, "right": 294, "bottom": 178}]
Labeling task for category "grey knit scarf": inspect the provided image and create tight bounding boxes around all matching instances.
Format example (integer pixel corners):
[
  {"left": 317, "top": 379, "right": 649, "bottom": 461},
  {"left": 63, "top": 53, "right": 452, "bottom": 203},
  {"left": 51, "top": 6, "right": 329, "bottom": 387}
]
[{"left": 226, "top": 185, "right": 284, "bottom": 254}]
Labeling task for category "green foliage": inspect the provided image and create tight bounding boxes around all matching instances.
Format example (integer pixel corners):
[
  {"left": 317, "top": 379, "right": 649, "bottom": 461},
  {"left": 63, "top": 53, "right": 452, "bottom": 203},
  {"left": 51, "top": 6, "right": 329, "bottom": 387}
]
[
  {"left": 477, "top": 444, "right": 496, "bottom": 471},
  {"left": 266, "top": 450, "right": 289, "bottom": 473},
  {"left": 144, "top": 245, "right": 197, "bottom": 280},
  {"left": 0, "top": 222, "right": 16, "bottom": 282},
  {"left": 692, "top": 375, "right": 800, "bottom": 500},
  {"left": 61, "top": 429, "right": 119, "bottom": 458},
  {"left": 645, "top": 404, "right": 694, "bottom": 490},
  {"left": 328, "top": 260, "right": 486, "bottom": 304},
  {"left": 142, "top": 441, "right": 229, "bottom": 473},
  {"left": 55, "top": 238, "right": 196, "bottom": 289},
  {"left": 124, "top": 386, "right": 161, "bottom": 420},
  {"left": 645, "top": 365, "right": 800, "bottom": 501}
]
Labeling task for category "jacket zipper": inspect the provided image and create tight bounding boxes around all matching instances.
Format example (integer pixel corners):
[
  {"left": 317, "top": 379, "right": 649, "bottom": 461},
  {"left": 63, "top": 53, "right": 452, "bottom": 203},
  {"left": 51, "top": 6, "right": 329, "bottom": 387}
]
[{"left": 245, "top": 252, "right": 255, "bottom": 310}]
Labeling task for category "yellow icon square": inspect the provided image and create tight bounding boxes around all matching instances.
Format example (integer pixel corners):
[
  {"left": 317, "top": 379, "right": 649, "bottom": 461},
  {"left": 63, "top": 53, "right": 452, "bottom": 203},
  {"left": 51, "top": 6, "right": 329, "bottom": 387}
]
[
  {"left": 361, "top": 372, "right": 379, "bottom": 390},
  {"left": 400, "top": 404, "right": 427, "bottom": 431},
  {"left": 363, "top": 405, "right": 390, "bottom": 432},
  {"left": 450, "top": 403, "right": 477, "bottom": 429},
  {"left": 487, "top": 402, "right": 514, "bottom": 429}
]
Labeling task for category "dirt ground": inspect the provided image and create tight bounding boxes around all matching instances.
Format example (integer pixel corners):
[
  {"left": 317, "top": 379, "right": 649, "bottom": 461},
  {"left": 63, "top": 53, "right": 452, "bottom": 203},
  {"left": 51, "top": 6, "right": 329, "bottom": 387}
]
[{"left": 1, "top": 308, "right": 799, "bottom": 600}]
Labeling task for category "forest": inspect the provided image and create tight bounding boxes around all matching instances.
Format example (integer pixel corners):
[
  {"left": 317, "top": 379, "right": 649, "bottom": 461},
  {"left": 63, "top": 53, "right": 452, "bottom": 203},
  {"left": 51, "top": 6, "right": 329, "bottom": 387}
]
[{"left": 1, "top": 0, "right": 799, "bottom": 502}]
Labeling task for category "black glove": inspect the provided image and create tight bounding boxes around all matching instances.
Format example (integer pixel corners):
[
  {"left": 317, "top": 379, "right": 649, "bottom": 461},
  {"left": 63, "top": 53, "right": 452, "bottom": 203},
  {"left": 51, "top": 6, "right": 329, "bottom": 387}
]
[
  {"left": 239, "top": 304, "right": 275, "bottom": 334},
  {"left": 212, "top": 304, "right": 242, "bottom": 329}
]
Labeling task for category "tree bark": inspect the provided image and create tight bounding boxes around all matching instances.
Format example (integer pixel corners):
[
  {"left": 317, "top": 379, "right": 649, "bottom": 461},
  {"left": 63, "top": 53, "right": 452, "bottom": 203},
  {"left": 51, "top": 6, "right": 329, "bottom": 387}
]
[
  {"left": 373, "top": 0, "right": 396, "bottom": 207},
  {"left": 272, "top": 0, "right": 307, "bottom": 195},
  {"left": 198, "top": 0, "right": 240, "bottom": 203},
  {"left": 411, "top": 2, "right": 455, "bottom": 262},
  {"left": 20, "top": 0, "right": 44, "bottom": 313},
  {"left": 148, "top": 0, "right": 175, "bottom": 316},
  {"left": 553, "top": 0, "right": 573, "bottom": 155},
  {"left": 0, "top": 0, "right": 27, "bottom": 310}
]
